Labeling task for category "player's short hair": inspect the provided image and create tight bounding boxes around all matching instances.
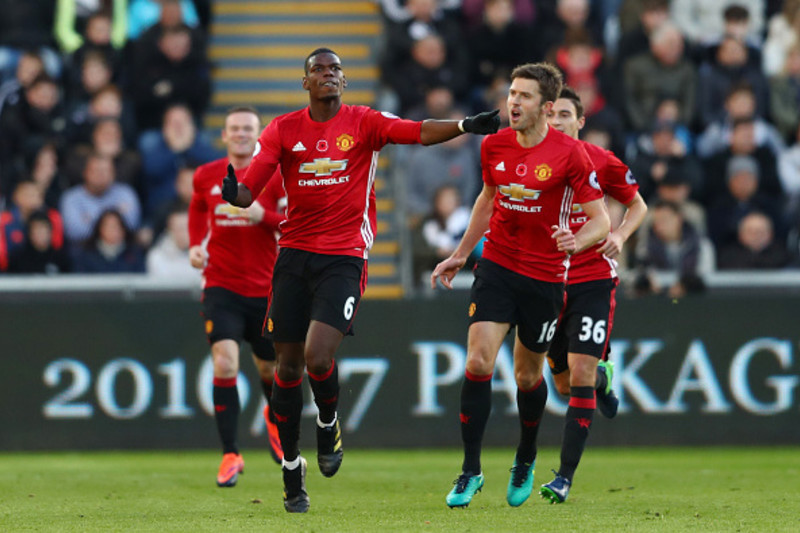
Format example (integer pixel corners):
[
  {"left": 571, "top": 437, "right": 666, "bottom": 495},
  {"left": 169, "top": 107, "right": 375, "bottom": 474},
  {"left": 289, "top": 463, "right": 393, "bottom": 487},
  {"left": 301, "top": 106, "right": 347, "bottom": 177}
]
[
  {"left": 510, "top": 62, "right": 563, "bottom": 103},
  {"left": 304, "top": 47, "right": 338, "bottom": 74},
  {"left": 225, "top": 105, "right": 261, "bottom": 125},
  {"left": 642, "top": 0, "right": 669, "bottom": 11},
  {"left": 558, "top": 86, "right": 584, "bottom": 119}
]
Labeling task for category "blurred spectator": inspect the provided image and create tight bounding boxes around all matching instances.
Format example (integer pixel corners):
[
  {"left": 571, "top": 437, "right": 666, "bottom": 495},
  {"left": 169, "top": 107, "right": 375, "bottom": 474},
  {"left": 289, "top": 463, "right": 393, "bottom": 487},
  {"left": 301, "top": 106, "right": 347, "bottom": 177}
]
[
  {"left": 380, "top": 0, "right": 468, "bottom": 87},
  {"left": 763, "top": 0, "right": 800, "bottom": 77},
  {"left": 64, "top": 50, "right": 116, "bottom": 142},
  {"left": 535, "top": 0, "right": 603, "bottom": 61},
  {"left": 60, "top": 152, "right": 141, "bottom": 244},
  {"left": 768, "top": 43, "right": 800, "bottom": 140},
  {"left": 402, "top": 110, "right": 481, "bottom": 223},
  {"left": 717, "top": 210, "right": 793, "bottom": 269},
  {"left": 406, "top": 85, "right": 455, "bottom": 121},
  {"left": 461, "top": 0, "right": 536, "bottom": 30},
  {"left": 29, "top": 142, "right": 67, "bottom": 209},
  {"left": 697, "top": 5, "right": 764, "bottom": 67},
  {"left": 615, "top": 0, "right": 670, "bottom": 68},
  {"left": 65, "top": 117, "right": 141, "bottom": 187},
  {"left": 139, "top": 163, "right": 193, "bottom": 247},
  {"left": 137, "top": 103, "right": 218, "bottom": 217},
  {"left": 670, "top": 0, "right": 765, "bottom": 46},
  {"left": 622, "top": 22, "right": 696, "bottom": 132},
  {"left": 778, "top": 121, "right": 800, "bottom": 216},
  {"left": 70, "top": 84, "right": 138, "bottom": 147},
  {"left": 54, "top": 0, "right": 127, "bottom": 56},
  {"left": 0, "top": 74, "right": 66, "bottom": 189},
  {"left": 702, "top": 117, "right": 783, "bottom": 204},
  {"left": 647, "top": 96, "right": 694, "bottom": 153},
  {"left": 0, "top": 180, "right": 64, "bottom": 271},
  {"left": 652, "top": 166, "right": 708, "bottom": 235},
  {"left": 707, "top": 155, "right": 785, "bottom": 249},
  {"left": 386, "top": 34, "right": 469, "bottom": 116},
  {"left": 380, "top": 0, "right": 462, "bottom": 23},
  {"left": 629, "top": 120, "right": 703, "bottom": 202},
  {"left": 467, "top": 0, "right": 535, "bottom": 89},
  {"left": 696, "top": 35, "right": 770, "bottom": 129},
  {"left": 696, "top": 83, "right": 785, "bottom": 159},
  {"left": 130, "top": 23, "right": 209, "bottom": 130},
  {"left": 72, "top": 208, "right": 145, "bottom": 272},
  {"left": 634, "top": 199, "right": 715, "bottom": 298},
  {"left": 127, "top": 0, "right": 199, "bottom": 39},
  {"left": 553, "top": 29, "right": 609, "bottom": 111},
  {"left": 577, "top": 81, "right": 626, "bottom": 157},
  {"left": 7, "top": 210, "right": 71, "bottom": 273},
  {"left": 0, "top": 50, "right": 45, "bottom": 118},
  {"left": 146, "top": 205, "right": 199, "bottom": 280},
  {"left": 0, "top": 0, "right": 62, "bottom": 81},
  {"left": 412, "top": 184, "right": 472, "bottom": 283}
]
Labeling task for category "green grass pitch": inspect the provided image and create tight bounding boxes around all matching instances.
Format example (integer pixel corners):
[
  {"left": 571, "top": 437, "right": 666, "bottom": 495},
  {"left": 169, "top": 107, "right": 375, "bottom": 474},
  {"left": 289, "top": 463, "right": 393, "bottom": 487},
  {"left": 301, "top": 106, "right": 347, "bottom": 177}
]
[{"left": 1, "top": 447, "right": 798, "bottom": 532}]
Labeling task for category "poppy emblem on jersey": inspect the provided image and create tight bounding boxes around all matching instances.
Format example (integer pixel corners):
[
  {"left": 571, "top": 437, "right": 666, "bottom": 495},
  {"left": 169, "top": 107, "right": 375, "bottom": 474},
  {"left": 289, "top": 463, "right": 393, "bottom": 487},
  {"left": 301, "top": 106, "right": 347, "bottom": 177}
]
[
  {"left": 299, "top": 158, "right": 348, "bottom": 177},
  {"left": 515, "top": 163, "right": 527, "bottom": 177},
  {"left": 316, "top": 139, "right": 328, "bottom": 152},
  {"left": 336, "top": 133, "right": 354, "bottom": 151},
  {"left": 534, "top": 163, "right": 552, "bottom": 181},
  {"left": 205, "top": 320, "right": 214, "bottom": 334},
  {"left": 468, "top": 302, "right": 476, "bottom": 317},
  {"left": 499, "top": 183, "right": 540, "bottom": 202},
  {"left": 267, "top": 318, "right": 274, "bottom": 333}
]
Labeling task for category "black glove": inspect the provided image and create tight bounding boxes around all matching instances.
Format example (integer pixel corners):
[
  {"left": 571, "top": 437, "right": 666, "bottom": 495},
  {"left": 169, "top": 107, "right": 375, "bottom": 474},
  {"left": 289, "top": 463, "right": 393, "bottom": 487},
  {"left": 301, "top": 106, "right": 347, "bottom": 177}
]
[
  {"left": 461, "top": 109, "right": 501, "bottom": 135},
  {"left": 222, "top": 163, "right": 238, "bottom": 203}
]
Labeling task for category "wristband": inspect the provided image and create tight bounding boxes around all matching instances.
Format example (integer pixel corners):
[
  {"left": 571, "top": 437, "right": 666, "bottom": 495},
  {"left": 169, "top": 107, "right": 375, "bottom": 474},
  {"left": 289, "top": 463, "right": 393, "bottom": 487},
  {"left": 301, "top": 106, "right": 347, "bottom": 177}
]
[{"left": 458, "top": 119, "right": 465, "bottom": 133}]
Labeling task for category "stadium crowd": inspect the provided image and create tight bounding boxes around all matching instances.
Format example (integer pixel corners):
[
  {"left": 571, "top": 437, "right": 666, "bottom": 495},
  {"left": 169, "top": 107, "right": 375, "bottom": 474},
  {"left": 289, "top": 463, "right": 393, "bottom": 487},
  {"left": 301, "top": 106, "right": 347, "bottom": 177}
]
[{"left": 1, "top": 0, "right": 799, "bottom": 294}]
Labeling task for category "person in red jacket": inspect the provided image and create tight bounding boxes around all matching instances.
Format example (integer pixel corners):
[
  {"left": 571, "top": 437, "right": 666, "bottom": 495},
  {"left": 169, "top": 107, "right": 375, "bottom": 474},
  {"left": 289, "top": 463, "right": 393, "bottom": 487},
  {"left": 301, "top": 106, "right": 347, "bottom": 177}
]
[{"left": 188, "top": 106, "right": 285, "bottom": 488}]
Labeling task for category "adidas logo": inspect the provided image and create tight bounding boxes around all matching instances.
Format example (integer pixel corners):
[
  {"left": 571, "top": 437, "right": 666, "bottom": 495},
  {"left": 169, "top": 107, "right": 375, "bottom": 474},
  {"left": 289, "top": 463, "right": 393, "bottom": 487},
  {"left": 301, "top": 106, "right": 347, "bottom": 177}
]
[
  {"left": 495, "top": 161, "right": 506, "bottom": 171},
  {"left": 292, "top": 142, "right": 306, "bottom": 152},
  {"left": 210, "top": 184, "right": 222, "bottom": 195}
]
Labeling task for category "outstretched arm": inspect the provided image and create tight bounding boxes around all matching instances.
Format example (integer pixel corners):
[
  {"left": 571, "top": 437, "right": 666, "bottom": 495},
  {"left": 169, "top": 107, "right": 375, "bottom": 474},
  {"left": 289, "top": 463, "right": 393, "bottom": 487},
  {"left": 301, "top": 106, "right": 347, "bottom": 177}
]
[
  {"left": 431, "top": 184, "right": 495, "bottom": 289},
  {"left": 419, "top": 109, "right": 500, "bottom": 145}
]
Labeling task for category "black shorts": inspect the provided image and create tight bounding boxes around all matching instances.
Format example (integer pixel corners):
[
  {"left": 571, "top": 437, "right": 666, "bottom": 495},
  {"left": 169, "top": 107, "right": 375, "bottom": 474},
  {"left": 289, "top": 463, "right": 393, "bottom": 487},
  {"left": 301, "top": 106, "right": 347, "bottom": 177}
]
[
  {"left": 267, "top": 248, "right": 366, "bottom": 343},
  {"left": 201, "top": 286, "right": 275, "bottom": 361},
  {"left": 468, "top": 258, "right": 564, "bottom": 353},
  {"left": 547, "top": 278, "right": 618, "bottom": 374}
]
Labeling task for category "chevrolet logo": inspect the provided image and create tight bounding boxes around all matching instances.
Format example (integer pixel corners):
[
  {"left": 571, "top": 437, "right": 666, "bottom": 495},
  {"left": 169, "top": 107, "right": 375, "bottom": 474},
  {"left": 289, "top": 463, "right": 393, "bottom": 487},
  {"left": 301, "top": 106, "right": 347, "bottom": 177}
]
[
  {"left": 299, "top": 158, "right": 348, "bottom": 177},
  {"left": 499, "top": 183, "right": 540, "bottom": 201}
]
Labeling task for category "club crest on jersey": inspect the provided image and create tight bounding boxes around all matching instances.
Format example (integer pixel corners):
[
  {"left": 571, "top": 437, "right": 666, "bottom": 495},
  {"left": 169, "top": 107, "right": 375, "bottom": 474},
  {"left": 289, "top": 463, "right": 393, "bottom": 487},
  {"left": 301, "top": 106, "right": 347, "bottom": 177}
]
[
  {"left": 316, "top": 139, "right": 328, "bottom": 152},
  {"left": 468, "top": 302, "right": 476, "bottom": 317},
  {"left": 534, "top": 163, "right": 552, "bottom": 181},
  {"left": 336, "top": 133, "right": 355, "bottom": 151},
  {"left": 499, "top": 183, "right": 541, "bottom": 201},
  {"left": 205, "top": 320, "right": 214, "bottom": 334},
  {"left": 299, "top": 158, "right": 348, "bottom": 176},
  {"left": 516, "top": 163, "right": 527, "bottom": 177}
]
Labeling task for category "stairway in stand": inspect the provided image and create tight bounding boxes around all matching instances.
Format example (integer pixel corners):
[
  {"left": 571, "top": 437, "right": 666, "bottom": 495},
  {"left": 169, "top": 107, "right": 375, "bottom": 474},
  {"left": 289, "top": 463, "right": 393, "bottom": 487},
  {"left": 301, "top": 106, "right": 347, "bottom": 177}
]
[{"left": 207, "top": 0, "right": 404, "bottom": 298}]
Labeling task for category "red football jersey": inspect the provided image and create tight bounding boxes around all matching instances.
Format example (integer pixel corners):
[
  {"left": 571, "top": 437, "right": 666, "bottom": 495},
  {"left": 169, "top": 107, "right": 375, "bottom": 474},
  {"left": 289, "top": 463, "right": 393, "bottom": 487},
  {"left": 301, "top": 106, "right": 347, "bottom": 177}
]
[
  {"left": 480, "top": 127, "right": 602, "bottom": 282},
  {"left": 242, "top": 104, "right": 422, "bottom": 259},
  {"left": 566, "top": 141, "right": 639, "bottom": 285},
  {"left": 189, "top": 158, "right": 285, "bottom": 297}
]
